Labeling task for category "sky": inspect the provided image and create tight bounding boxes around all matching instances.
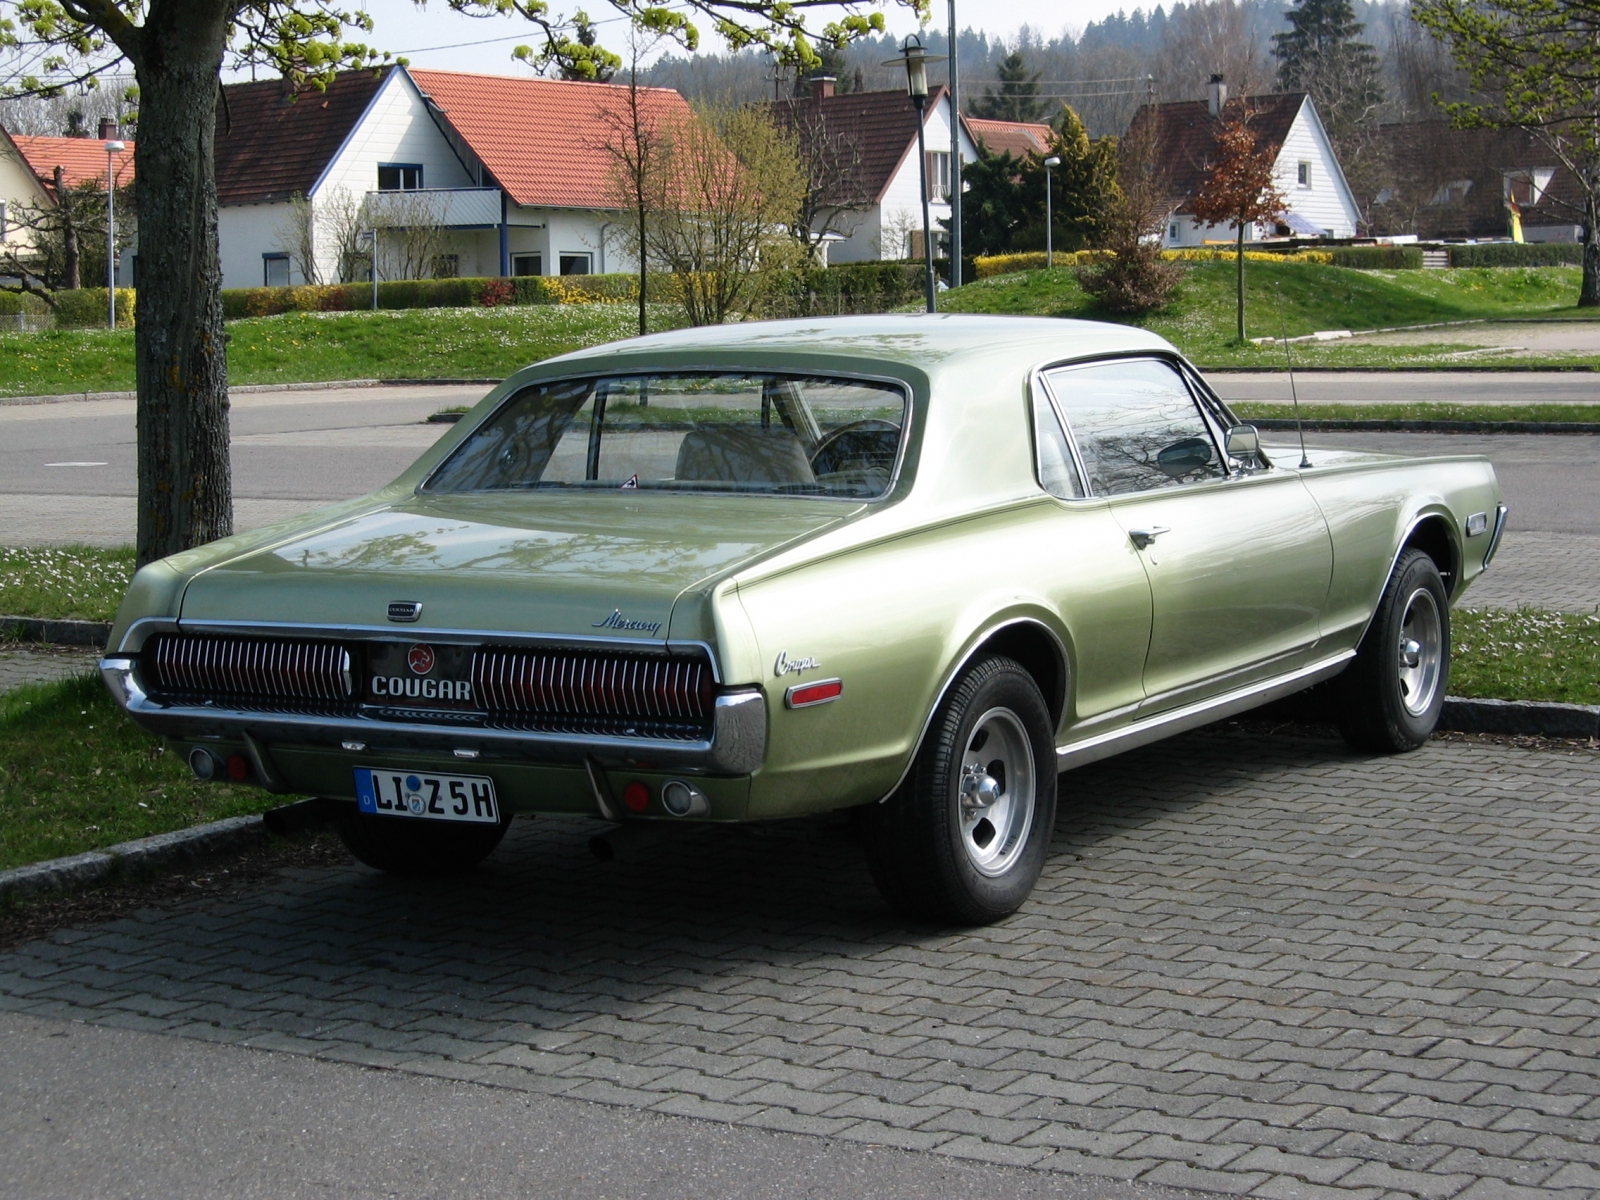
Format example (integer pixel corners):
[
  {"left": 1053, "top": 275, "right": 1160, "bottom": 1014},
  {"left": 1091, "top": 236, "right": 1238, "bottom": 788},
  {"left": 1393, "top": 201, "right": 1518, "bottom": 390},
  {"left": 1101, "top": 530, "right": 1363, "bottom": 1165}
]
[{"left": 333, "top": 0, "right": 1131, "bottom": 77}]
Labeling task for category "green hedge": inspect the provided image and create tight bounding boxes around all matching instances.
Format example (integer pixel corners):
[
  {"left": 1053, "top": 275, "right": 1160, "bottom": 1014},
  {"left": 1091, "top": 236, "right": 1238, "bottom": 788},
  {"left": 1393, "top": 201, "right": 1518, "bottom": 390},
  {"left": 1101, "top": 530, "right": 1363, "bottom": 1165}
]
[
  {"left": 1446, "top": 242, "right": 1584, "bottom": 267},
  {"left": 0, "top": 292, "right": 50, "bottom": 316},
  {"left": 758, "top": 262, "right": 925, "bottom": 317},
  {"left": 52, "top": 288, "right": 135, "bottom": 328},
  {"left": 219, "top": 274, "right": 649, "bottom": 319},
  {"left": 1329, "top": 246, "right": 1425, "bottom": 270}
]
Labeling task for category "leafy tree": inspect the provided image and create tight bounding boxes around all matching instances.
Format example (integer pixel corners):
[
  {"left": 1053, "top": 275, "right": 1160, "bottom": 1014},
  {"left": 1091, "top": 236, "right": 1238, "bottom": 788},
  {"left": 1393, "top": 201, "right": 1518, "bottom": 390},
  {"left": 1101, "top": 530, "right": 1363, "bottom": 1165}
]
[
  {"left": 1273, "top": 0, "right": 1383, "bottom": 140},
  {"left": 1, "top": 0, "right": 924, "bottom": 567},
  {"left": 1414, "top": 0, "right": 1600, "bottom": 306},
  {"left": 1076, "top": 112, "right": 1185, "bottom": 315},
  {"left": 1190, "top": 116, "right": 1287, "bottom": 341},
  {"left": 1013, "top": 106, "right": 1120, "bottom": 253},
  {"left": 0, "top": 170, "right": 133, "bottom": 302},
  {"left": 970, "top": 50, "right": 1048, "bottom": 123},
  {"left": 556, "top": 13, "right": 616, "bottom": 81}
]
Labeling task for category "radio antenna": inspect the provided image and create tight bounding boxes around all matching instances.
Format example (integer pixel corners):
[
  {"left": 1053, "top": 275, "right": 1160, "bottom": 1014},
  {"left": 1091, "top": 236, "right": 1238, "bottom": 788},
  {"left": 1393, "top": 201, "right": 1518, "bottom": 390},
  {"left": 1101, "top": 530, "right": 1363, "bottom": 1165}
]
[{"left": 1276, "top": 282, "right": 1313, "bottom": 469}]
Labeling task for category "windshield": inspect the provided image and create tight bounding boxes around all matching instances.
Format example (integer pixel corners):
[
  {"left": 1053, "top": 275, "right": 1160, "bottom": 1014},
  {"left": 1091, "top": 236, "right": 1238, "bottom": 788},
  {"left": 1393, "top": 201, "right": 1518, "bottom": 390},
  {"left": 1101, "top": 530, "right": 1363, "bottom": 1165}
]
[{"left": 424, "top": 372, "right": 909, "bottom": 499}]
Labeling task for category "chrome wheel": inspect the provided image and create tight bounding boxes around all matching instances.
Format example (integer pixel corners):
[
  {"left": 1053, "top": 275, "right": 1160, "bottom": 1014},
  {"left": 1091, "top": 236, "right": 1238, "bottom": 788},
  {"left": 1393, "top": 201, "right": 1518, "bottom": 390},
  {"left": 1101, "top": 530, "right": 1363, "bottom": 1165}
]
[
  {"left": 1397, "top": 586, "right": 1443, "bottom": 717},
  {"left": 957, "top": 707, "right": 1036, "bottom": 877}
]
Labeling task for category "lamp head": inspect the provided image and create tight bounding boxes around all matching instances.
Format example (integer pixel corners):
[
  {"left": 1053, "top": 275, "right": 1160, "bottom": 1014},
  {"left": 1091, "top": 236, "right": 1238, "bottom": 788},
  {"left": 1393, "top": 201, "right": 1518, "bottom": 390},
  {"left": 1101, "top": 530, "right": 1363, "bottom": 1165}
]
[
  {"left": 882, "top": 34, "right": 945, "bottom": 100},
  {"left": 104, "top": 140, "right": 126, "bottom": 153},
  {"left": 1044, "top": 156, "right": 1062, "bottom": 167}
]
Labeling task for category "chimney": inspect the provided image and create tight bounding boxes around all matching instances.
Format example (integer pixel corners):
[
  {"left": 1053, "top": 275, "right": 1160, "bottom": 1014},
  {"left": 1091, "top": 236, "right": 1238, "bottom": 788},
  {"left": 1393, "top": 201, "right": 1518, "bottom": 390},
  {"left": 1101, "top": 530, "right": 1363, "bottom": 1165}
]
[
  {"left": 810, "top": 75, "right": 836, "bottom": 100},
  {"left": 1206, "top": 74, "right": 1227, "bottom": 117},
  {"left": 98, "top": 117, "right": 118, "bottom": 140}
]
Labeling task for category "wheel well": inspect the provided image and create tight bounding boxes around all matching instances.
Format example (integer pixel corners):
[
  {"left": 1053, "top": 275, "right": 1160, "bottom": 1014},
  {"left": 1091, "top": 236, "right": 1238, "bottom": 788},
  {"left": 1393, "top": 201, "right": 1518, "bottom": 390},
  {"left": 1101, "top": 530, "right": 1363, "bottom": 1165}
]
[
  {"left": 1403, "top": 515, "right": 1458, "bottom": 593},
  {"left": 976, "top": 623, "right": 1066, "bottom": 727}
]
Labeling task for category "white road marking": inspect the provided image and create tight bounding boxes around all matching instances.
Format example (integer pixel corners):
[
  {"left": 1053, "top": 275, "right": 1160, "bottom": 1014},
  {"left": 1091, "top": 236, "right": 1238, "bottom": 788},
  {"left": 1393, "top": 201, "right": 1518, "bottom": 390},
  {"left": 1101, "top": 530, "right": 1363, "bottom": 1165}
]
[{"left": 44, "top": 461, "right": 108, "bottom": 467}]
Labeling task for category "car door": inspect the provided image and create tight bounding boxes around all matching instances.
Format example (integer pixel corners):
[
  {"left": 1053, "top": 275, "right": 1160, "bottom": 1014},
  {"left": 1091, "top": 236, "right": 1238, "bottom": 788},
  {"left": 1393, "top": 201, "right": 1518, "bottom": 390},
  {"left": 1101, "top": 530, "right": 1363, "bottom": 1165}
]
[
  {"left": 1043, "top": 357, "right": 1333, "bottom": 714},
  {"left": 1028, "top": 384, "right": 1154, "bottom": 736}
]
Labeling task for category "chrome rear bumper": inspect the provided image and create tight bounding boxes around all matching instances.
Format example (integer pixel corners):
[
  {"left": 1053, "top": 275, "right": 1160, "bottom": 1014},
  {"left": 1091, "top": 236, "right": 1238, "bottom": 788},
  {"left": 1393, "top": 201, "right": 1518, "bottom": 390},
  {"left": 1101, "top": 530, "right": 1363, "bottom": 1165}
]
[{"left": 99, "top": 656, "right": 767, "bottom": 776}]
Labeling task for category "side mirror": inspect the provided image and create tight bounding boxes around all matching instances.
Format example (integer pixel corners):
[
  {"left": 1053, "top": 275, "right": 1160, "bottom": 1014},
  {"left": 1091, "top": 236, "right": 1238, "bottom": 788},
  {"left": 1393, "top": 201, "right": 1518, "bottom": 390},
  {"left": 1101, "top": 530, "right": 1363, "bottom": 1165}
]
[
  {"left": 1225, "top": 424, "right": 1261, "bottom": 461},
  {"left": 1155, "top": 436, "right": 1214, "bottom": 478}
]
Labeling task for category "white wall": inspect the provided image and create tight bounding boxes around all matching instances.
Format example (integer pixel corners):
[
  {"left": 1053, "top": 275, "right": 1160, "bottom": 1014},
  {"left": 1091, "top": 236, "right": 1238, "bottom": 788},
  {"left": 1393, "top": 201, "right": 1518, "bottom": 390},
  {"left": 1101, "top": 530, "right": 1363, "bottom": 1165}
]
[
  {"left": 1272, "top": 100, "right": 1360, "bottom": 238},
  {"left": 219, "top": 201, "right": 296, "bottom": 289}
]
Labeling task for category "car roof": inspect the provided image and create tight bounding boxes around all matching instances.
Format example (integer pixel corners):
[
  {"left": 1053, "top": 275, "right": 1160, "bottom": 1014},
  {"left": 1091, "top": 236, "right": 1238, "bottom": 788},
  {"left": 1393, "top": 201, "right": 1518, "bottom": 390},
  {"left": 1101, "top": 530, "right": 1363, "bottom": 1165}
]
[{"left": 542, "top": 313, "right": 1177, "bottom": 379}]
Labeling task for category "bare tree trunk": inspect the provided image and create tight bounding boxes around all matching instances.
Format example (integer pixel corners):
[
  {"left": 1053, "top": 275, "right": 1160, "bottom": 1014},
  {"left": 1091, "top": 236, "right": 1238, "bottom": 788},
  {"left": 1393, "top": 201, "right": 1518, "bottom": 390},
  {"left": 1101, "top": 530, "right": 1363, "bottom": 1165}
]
[
  {"left": 55, "top": 166, "right": 81, "bottom": 290},
  {"left": 1235, "top": 220, "right": 1246, "bottom": 341},
  {"left": 132, "top": 13, "right": 233, "bottom": 567},
  {"left": 1583, "top": 189, "right": 1600, "bottom": 308}
]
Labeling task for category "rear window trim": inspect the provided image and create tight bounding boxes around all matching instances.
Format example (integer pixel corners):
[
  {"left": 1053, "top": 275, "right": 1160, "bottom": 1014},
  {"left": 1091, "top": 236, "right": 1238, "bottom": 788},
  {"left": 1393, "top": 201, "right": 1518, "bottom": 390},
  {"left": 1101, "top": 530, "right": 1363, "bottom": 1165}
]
[{"left": 419, "top": 366, "right": 916, "bottom": 502}]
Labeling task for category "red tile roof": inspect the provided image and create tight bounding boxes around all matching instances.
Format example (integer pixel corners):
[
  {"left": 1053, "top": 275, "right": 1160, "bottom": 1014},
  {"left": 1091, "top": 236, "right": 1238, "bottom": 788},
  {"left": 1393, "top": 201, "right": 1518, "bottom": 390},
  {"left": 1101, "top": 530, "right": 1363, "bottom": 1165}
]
[
  {"left": 216, "top": 70, "right": 386, "bottom": 205},
  {"left": 1125, "top": 93, "right": 1305, "bottom": 213},
  {"left": 10, "top": 134, "right": 134, "bottom": 191},
  {"left": 769, "top": 86, "right": 949, "bottom": 205},
  {"left": 409, "top": 69, "right": 697, "bottom": 209},
  {"left": 963, "top": 117, "right": 1053, "bottom": 160}
]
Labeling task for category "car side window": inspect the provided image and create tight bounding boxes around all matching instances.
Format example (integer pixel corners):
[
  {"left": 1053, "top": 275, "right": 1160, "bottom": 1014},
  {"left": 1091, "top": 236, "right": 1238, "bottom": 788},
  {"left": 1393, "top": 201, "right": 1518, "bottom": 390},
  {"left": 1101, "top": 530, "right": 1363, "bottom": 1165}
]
[
  {"left": 1046, "top": 358, "right": 1226, "bottom": 497},
  {"left": 1032, "top": 387, "right": 1084, "bottom": 499}
]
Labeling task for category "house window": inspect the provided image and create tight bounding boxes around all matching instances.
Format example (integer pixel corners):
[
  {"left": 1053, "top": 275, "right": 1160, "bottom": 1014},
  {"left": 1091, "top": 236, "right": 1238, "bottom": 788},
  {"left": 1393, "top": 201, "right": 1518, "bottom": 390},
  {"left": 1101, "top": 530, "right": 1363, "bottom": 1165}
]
[
  {"left": 1297, "top": 161, "right": 1312, "bottom": 188},
  {"left": 377, "top": 163, "right": 424, "bottom": 191},
  {"left": 432, "top": 254, "right": 460, "bottom": 279},
  {"left": 0, "top": 199, "right": 7, "bottom": 238},
  {"left": 263, "top": 253, "right": 290, "bottom": 287},
  {"left": 1169, "top": 223, "right": 1179, "bottom": 240},
  {"left": 925, "top": 151, "right": 951, "bottom": 202},
  {"left": 512, "top": 253, "right": 543, "bottom": 277},
  {"left": 1431, "top": 179, "right": 1473, "bottom": 206},
  {"left": 1504, "top": 169, "right": 1556, "bottom": 207},
  {"left": 559, "top": 253, "right": 592, "bottom": 275}
]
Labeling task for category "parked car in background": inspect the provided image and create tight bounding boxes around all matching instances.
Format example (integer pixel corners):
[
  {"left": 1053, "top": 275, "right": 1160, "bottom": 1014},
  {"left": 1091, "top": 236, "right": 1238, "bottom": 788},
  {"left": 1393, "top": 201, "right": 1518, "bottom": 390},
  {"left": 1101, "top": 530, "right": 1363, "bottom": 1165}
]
[{"left": 101, "top": 315, "right": 1506, "bottom": 922}]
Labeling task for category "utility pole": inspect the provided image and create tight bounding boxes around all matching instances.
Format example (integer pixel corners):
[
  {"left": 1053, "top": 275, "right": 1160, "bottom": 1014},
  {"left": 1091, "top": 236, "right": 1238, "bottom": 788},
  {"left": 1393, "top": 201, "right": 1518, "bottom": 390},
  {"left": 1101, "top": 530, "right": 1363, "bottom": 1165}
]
[{"left": 948, "top": 0, "right": 961, "bottom": 290}]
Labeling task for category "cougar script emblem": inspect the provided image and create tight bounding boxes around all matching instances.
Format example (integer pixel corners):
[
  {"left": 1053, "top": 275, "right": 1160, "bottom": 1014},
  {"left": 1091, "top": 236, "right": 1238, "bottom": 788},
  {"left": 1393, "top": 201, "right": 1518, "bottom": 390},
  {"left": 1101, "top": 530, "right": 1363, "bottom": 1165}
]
[
  {"left": 774, "top": 650, "right": 821, "bottom": 677},
  {"left": 592, "top": 609, "right": 662, "bottom": 636}
]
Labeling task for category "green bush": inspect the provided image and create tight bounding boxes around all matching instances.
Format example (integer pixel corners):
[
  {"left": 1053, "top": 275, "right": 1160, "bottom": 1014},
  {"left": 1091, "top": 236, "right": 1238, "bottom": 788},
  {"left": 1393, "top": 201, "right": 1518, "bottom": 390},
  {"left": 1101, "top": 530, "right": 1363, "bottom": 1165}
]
[
  {"left": 1446, "top": 242, "right": 1584, "bottom": 267},
  {"left": 1329, "top": 245, "right": 1425, "bottom": 270},
  {"left": 219, "top": 274, "right": 647, "bottom": 318},
  {"left": 759, "top": 262, "right": 924, "bottom": 317},
  {"left": 0, "top": 292, "right": 49, "bottom": 316},
  {"left": 52, "top": 288, "right": 135, "bottom": 327}
]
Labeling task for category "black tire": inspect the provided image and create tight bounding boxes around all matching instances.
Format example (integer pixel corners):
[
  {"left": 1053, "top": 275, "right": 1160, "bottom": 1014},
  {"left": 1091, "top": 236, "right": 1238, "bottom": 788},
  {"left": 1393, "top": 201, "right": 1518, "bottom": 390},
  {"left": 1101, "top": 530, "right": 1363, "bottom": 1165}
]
[
  {"left": 1336, "top": 547, "right": 1450, "bottom": 753},
  {"left": 863, "top": 655, "right": 1057, "bottom": 924},
  {"left": 333, "top": 802, "right": 513, "bottom": 877}
]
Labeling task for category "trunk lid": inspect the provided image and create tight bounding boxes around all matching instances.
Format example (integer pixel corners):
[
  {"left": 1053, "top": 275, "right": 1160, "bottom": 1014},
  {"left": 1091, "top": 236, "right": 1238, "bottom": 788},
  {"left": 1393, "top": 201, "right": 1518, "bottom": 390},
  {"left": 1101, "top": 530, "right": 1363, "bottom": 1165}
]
[{"left": 177, "top": 492, "right": 854, "bottom": 639}]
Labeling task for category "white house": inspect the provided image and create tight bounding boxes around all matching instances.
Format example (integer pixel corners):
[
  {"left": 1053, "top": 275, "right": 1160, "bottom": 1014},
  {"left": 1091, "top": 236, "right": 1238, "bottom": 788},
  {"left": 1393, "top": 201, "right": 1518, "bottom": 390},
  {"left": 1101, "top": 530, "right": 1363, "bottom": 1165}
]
[
  {"left": 215, "top": 66, "right": 696, "bottom": 289},
  {"left": 1129, "top": 78, "right": 1361, "bottom": 246},
  {"left": 1, "top": 122, "right": 135, "bottom": 285},
  {"left": 770, "top": 79, "right": 988, "bottom": 262}
]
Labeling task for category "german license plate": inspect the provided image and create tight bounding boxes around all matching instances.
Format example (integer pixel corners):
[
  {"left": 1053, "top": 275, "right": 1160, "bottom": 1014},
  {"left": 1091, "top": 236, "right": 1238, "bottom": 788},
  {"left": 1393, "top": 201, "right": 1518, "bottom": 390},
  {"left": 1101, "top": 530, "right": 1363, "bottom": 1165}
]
[{"left": 354, "top": 767, "right": 499, "bottom": 823}]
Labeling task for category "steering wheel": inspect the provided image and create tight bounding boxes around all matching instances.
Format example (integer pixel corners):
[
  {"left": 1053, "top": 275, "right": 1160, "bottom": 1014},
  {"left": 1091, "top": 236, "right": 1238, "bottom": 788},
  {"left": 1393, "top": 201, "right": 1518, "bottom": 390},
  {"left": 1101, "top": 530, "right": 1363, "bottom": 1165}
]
[{"left": 810, "top": 419, "right": 902, "bottom": 478}]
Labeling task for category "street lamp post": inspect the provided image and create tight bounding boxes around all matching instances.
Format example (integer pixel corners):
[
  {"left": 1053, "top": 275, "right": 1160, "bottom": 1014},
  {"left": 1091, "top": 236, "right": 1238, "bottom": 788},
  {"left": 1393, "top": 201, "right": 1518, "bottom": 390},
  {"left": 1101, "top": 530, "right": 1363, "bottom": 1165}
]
[
  {"left": 948, "top": 0, "right": 961, "bottom": 291},
  {"left": 883, "top": 36, "right": 946, "bottom": 314},
  {"left": 367, "top": 229, "right": 379, "bottom": 310},
  {"left": 104, "top": 139, "right": 125, "bottom": 328},
  {"left": 1043, "top": 155, "right": 1061, "bottom": 268}
]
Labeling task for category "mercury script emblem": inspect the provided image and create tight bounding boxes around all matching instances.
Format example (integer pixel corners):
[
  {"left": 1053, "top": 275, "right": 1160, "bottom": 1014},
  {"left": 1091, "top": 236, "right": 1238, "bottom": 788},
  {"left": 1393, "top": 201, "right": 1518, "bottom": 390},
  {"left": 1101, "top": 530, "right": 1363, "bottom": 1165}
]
[
  {"left": 593, "top": 609, "right": 663, "bottom": 636},
  {"left": 774, "top": 650, "right": 821, "bottom": 677}
]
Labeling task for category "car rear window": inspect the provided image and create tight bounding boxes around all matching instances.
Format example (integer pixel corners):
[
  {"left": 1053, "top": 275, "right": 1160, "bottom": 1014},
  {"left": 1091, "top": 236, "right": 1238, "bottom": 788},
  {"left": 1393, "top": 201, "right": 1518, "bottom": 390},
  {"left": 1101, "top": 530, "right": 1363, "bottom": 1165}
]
[{"left": 423, "top": 372, "right": 909, "bottom": 499}]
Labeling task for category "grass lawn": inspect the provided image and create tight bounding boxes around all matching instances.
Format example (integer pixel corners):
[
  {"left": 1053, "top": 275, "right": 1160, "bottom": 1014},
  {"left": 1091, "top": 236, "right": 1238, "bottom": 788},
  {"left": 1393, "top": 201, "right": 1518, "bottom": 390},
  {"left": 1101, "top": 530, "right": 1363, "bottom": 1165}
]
[
  {"left": 0, "top": 673, "right": 280, "bottom": 872},
  {"left": 1232, "top": 403, "right": 1600, "bottom": 424},
  {"left": 1451, "top": 608, "right": 1600, "bottom": 707},
  {"left": 0, "top": 302, "right": 682, "bottom": 398},
  {"left": 940, "top": 261, "right": 1596, "bottom": 367},
  {"left": 0, "top": 546, "right": 135, "bottom": 623}
]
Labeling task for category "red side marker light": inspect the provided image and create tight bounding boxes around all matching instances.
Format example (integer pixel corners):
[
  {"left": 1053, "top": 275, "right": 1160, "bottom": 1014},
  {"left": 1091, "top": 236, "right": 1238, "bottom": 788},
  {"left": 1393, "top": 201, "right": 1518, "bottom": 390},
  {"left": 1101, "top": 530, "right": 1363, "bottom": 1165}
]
[
  {"left": 622, "top": 781, "right": 651, "bottom": 812},
  {"left": 785, "top": 678, "right": 843, "bottom": 709},
  {"left": 226, "top": 753, "right": 250, "bottom": 782}
]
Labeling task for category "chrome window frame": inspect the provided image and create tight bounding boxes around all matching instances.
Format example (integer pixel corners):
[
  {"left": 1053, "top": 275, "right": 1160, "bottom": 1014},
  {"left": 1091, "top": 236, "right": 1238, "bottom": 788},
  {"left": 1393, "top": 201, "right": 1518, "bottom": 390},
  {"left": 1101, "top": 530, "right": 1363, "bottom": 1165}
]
[{"left": 418, "top": 367, "right": 917, "bottom": 505}]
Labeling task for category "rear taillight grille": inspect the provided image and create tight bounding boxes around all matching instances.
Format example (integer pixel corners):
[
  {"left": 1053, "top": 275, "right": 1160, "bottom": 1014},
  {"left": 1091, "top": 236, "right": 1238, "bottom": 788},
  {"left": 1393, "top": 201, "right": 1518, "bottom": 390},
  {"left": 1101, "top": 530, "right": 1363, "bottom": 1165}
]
[
  {"left": 145, "top": 634, "right": 354, "bottom": 709},
  {"left": 472, "top": 647, "right": 713, "bottom": 738}
]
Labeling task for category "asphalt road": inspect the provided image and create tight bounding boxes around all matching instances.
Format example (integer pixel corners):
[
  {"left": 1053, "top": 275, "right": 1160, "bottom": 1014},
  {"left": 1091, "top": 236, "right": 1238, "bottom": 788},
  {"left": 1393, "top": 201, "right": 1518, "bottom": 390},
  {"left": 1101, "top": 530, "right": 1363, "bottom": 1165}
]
[{"left": 0, "top": 1010, "right": 1203, "bottom": 1200}]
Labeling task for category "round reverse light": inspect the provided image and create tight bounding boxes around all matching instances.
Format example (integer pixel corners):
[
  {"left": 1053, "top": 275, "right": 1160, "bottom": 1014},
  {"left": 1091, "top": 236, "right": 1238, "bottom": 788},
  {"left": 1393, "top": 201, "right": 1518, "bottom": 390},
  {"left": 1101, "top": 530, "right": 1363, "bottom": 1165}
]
[
  {"left": 662, "top": 780, "right": 692, "bottom": 816},
  {"left": 622, "top": 781, "right": 650, "bottom": 813},
  {"left": 226, "top": 753, "right": 250, "bottom": 782}
]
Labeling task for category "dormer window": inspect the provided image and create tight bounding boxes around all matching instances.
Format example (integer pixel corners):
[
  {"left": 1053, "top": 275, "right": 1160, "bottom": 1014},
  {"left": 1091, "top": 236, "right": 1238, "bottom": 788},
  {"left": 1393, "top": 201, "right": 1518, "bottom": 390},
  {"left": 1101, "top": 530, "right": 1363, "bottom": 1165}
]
[{"left": 377, "top": 163, "right": 423, "bottom": 191}]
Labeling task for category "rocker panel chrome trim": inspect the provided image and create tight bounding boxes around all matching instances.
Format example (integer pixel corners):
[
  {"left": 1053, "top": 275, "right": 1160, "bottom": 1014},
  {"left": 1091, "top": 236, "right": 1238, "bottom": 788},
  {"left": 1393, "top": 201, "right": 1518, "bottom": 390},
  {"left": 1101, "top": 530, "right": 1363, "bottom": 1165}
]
[{"left": 1055, "top": 650, "right": 1355, "bottom": 771}]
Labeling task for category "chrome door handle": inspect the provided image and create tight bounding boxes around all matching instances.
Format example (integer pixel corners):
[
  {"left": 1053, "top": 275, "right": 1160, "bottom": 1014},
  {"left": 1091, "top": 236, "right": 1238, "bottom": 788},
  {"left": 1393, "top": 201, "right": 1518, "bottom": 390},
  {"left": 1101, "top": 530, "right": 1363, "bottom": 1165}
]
[{"left": 1128, "top": 526, "right": 1170, "bottom": 550}]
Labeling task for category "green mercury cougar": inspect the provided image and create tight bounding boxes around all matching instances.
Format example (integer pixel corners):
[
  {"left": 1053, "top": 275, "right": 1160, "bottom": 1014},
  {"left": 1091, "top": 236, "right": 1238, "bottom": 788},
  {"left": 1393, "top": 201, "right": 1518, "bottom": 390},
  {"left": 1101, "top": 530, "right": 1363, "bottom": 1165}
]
[{"left": 101, "top": 315, "right": 1507, "bottom": 923}]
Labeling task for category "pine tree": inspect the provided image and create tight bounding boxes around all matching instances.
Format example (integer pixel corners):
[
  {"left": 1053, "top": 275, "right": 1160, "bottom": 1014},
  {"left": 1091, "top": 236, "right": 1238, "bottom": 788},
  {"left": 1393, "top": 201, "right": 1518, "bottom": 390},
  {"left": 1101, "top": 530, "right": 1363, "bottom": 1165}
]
[
  {"left": 1014, "top": 106, "right": 1121, "bottom": 252},
  {"left": 1272, "top": 0, "right": 1383, "bottom": 138},
  {"left": 971, "top": 51, "right": 1049, "bottom": 123}
]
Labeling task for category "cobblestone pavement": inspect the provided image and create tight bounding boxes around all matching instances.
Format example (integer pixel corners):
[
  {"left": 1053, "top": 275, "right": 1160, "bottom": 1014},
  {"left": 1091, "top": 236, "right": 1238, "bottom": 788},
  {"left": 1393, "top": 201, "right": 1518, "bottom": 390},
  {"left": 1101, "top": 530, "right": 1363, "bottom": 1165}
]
[
  {"left": 3, "top": 727, "right": 1600, "bottom": 1197},
  {"left": 1463, "top": 532, "right": 1600, "bottom": 613},
  {"left": 0, "top": 647, "right": 97, "bottom": 693}
]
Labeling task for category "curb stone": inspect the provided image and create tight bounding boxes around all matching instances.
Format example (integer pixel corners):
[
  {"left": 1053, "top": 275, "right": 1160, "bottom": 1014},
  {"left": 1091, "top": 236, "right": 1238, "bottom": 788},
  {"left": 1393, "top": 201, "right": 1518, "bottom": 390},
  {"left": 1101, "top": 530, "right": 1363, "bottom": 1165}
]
[
  {"left": 1254, "top": 418, "right": 1600, "bottom": 434},
  {"left": 0, "top": 378, "right": 502, "bottom": 407},
  {"left": 0, "top": 617, "right": 111, "bottom": 648},
  {"left": 0, "top": 798, "right": 335, "bottom": 902},
  {"left": 1441, "top": 696, "right": 1600, "bottom": 739}
]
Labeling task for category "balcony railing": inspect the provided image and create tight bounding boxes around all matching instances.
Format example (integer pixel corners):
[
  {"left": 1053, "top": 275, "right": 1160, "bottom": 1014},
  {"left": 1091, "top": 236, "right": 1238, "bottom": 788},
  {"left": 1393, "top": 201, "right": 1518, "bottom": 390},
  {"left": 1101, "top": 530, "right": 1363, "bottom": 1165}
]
[{"left": 363, "top": 187, "right": 502, "bottom": 229}]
